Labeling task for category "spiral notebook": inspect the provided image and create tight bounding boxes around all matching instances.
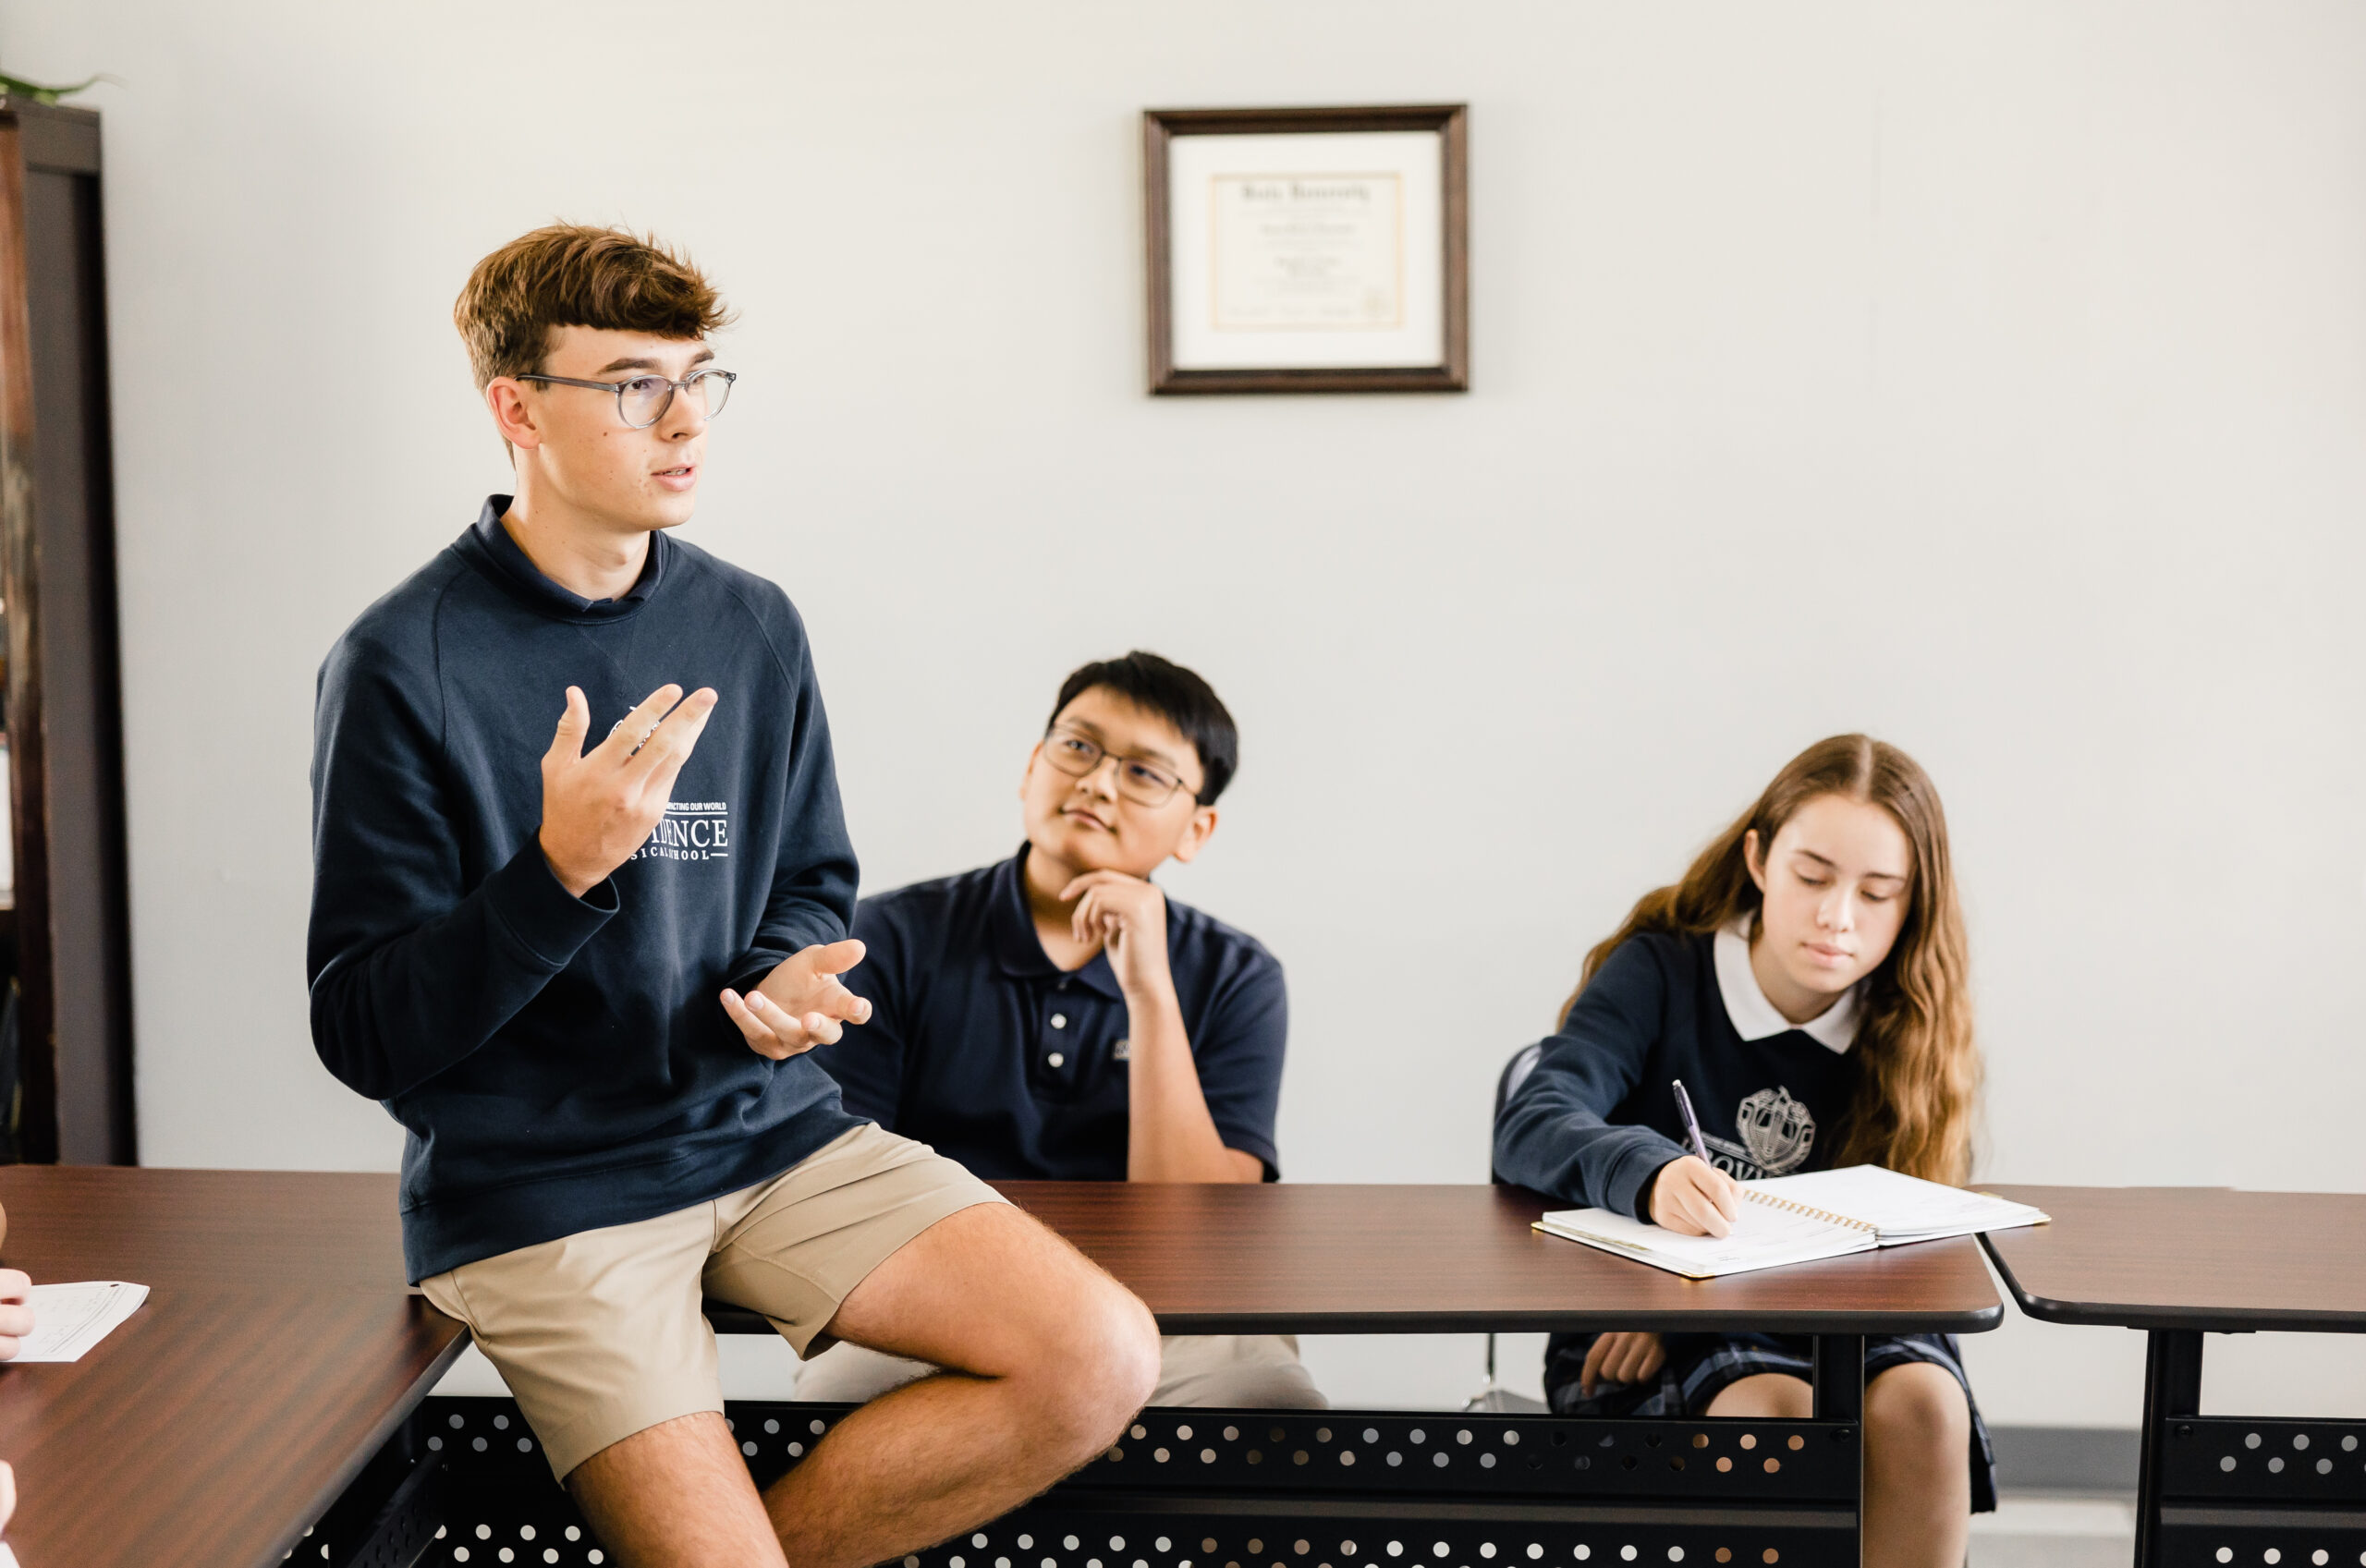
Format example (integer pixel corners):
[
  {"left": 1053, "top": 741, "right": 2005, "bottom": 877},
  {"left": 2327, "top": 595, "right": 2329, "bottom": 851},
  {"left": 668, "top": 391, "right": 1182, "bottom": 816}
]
[{"left": 1532, "top": 1164, "right": 2048, "bottom": 1280}]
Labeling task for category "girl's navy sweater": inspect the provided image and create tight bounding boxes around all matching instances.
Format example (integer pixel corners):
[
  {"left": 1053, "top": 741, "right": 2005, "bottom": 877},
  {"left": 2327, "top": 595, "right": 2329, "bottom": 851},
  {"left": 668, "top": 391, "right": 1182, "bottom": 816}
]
[{"left": 1493, "top": 930, "right": 1861, "bottom": 1216}]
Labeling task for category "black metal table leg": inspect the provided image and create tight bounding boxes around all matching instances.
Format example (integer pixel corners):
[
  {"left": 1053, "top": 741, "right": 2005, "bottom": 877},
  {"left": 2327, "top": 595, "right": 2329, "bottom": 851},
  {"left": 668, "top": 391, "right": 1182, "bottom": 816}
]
[
  {"left": 2135, "top": 1330, "right": 2203, "bottom": 1568},
  {"left": 1811, "top": 1335, "right": 1865, "bottom": 1568}
]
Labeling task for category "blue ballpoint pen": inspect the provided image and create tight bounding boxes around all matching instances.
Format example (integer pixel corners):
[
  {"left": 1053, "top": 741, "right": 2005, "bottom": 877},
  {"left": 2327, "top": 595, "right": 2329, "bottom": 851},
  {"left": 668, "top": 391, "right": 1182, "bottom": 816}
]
[{"left": 1671, "top": 1078, "right": 1714, "bottom": 1167}]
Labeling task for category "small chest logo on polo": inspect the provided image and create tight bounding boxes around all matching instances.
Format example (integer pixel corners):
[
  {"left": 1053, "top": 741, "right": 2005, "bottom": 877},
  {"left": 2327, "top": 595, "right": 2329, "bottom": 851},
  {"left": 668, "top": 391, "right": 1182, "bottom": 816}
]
[{"left": 630, "top": 801, "right": 731, "bottom": 863}]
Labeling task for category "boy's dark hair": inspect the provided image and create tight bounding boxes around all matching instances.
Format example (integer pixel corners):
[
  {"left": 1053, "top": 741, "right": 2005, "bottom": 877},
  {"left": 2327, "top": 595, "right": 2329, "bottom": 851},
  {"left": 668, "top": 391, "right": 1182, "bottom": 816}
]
[
  {"left": 454, "top": 223, "right": 734, "bottom": 391},
  {"left": 1048, "top": 651, "right": 1238, "bottom": 805}
]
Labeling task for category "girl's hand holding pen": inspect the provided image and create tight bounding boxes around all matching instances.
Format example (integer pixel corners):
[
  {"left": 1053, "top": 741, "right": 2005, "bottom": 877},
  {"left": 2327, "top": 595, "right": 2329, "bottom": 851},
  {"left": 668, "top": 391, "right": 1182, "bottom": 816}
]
[{"left": 1649, "top": 1155, "right": 1741, "bottom": 1238}]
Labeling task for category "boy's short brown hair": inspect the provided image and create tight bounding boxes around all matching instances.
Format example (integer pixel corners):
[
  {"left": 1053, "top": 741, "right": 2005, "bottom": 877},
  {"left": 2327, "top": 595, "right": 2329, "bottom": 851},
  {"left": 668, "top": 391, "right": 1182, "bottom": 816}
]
[{"left": 454, "top": 224, "right": 733, "bottom": 390}]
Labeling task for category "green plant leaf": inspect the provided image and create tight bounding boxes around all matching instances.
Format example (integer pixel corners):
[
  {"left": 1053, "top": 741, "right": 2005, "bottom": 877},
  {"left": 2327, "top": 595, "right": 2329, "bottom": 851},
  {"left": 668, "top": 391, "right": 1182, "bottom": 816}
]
[{"left": 0, "top": 72, "right": 106, "bottom": 105}]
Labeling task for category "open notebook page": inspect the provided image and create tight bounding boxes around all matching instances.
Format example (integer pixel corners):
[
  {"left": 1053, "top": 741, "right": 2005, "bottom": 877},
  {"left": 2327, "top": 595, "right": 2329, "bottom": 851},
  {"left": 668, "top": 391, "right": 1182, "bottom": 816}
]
[
  {"left": 1745, "top": 1165, "right": 2047, "bottom": 1243},
  {"left": 1534, "top": 1197, "right": 1877, "bottom": 1280}
]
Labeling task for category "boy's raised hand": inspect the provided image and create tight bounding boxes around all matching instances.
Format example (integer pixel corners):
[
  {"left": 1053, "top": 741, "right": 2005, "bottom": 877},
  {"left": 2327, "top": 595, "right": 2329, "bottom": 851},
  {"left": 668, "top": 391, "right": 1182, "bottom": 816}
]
[
  {"left": 721, "top": 940, "right": 874, "bottom": 1059},
  {"left": 1649, "top": 1155, "right": 1741, "bottom": 1238},
  {"left": 538, "top": 684, "right": 719, "bottom": 897}
]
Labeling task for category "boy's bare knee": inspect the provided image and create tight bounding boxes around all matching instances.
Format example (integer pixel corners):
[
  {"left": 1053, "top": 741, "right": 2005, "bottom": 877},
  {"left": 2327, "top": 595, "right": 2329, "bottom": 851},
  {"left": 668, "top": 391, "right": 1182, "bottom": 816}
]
[{"left": 1014, "top": 1280, "right": 1159, "bottom": 1457}]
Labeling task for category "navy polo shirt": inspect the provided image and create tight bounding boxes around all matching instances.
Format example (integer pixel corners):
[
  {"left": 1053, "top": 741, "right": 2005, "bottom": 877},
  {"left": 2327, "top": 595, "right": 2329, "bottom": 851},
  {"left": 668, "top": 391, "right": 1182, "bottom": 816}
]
[{"left": 813, "top": 847, "right": 1287, "bottom": 1181}]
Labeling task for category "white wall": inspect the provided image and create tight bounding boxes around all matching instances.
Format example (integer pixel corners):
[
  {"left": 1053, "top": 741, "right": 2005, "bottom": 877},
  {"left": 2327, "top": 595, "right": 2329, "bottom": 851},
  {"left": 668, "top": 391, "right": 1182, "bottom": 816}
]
[{"left": 7, "top": 0, "right": 2362, "bottom": 1423}]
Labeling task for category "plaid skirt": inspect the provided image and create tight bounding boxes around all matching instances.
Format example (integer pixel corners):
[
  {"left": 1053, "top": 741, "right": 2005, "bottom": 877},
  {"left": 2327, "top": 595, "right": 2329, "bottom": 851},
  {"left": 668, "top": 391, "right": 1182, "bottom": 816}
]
[{"left": 1541, "top": 1331, "right": 1997, "bottom": 1513}]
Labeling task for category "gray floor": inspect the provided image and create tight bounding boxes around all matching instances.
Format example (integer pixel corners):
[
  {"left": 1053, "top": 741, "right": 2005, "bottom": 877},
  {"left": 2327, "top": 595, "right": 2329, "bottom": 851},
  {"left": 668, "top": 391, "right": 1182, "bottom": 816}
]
[{"left": 1968, "top": 1495, "right": 2135, "bottom": 1568}]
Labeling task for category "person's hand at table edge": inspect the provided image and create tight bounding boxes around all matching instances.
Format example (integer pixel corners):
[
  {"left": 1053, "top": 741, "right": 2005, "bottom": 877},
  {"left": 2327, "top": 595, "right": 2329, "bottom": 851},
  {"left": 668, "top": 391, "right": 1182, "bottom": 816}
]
[{"left": 0, "top": 1270, "right": 31, "bottom": 1359}]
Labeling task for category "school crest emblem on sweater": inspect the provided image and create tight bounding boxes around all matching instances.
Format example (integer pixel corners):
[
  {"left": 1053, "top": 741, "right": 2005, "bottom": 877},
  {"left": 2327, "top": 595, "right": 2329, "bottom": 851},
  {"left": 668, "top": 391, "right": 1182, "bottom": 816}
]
[{"left": 1736, "top": 1087, "right": 1815, "bottom": 1174}]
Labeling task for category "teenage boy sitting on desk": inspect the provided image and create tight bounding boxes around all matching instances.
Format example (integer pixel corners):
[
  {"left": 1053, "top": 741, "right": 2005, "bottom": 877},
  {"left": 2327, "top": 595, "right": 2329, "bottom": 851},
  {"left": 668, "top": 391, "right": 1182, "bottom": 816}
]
[
  {"left": 807, "top": 652, "right": 1323, "bottom": 1408},
  {"left": 309, "top": 225, "right": 1157, "bottom": 1568}
]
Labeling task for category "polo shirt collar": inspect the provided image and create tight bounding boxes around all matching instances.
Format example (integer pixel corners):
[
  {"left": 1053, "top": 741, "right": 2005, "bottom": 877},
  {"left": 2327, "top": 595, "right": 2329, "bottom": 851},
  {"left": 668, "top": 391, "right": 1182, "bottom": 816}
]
[
  {"left": 469, "top": 494, "right": 665, "bottom": 621},
  {"left": 1714, "top": 915, "right": 1860, "bottom": 1053},
  {"left": 989, "top": 846, "right": 1123, "bottom": 1000}
]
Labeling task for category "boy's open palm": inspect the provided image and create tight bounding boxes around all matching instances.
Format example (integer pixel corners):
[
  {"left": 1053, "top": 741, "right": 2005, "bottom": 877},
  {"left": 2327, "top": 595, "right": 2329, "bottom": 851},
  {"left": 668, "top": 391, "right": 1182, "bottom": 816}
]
[
  {"left": 538, "top": 683, "right": 719, "bottom": 897},
  {"left": 722, "top": 940, "right": 873, "bottom": 1059}
]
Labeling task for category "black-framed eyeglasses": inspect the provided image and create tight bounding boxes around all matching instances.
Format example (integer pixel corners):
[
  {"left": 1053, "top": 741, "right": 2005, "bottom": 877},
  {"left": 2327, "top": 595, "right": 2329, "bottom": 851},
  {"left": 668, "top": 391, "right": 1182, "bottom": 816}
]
[
  {"left": 1042, "top": 727, "right": 1201, "bottom": 808},
  {"left": 514, "top": 369, "right": 737, "bottom": 430}
]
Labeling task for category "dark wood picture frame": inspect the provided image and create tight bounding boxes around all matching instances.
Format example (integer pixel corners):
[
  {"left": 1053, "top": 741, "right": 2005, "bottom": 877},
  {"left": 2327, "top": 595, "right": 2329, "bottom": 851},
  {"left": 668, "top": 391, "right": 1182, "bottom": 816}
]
[{"left": 1143, "top": 103, "right": 1469, "bottom": 395}]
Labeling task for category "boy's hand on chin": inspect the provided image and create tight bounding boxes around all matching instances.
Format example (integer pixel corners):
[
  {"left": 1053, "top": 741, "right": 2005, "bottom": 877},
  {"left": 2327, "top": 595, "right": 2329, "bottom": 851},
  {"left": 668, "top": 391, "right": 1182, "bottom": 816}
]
[
  {"left": 721, "top": 940, "right": 873, "bottom": 1060},
  {"left": 1060, "top": 870, "right": 1174, "bottom": 1001}
]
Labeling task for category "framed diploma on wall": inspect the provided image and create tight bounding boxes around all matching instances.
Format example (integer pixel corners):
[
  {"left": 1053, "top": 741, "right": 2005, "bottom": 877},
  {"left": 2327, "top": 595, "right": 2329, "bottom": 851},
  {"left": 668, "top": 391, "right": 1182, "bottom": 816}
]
[{"left": 1143, "top": 103, "right": 1469, "bottom": 395}]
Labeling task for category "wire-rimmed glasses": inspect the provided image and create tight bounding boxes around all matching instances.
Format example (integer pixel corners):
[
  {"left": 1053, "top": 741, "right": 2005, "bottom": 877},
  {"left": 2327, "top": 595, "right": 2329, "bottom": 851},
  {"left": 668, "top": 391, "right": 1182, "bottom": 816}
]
[
  {"left": 1041, "top": 727, "right": 1200, "bottom": 808},
  {"left": 515, "top": 369, "right": 737, "bottom": 430}
]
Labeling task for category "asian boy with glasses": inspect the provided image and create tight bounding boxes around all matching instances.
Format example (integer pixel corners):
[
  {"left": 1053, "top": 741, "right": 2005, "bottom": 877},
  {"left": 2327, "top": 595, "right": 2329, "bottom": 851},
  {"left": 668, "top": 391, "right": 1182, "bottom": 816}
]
[{"left": 806, "top": 651, "right": 1324, "bottom": 1408}]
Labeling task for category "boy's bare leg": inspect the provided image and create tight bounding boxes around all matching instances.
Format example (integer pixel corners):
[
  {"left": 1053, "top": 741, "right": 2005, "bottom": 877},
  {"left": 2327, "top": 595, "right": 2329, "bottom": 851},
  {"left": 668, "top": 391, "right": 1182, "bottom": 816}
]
[
  {"left": 566, "top": 1203, "right": 1159, "bottom": 1568},
  {"left": 569, "top": 1413, "right": 787, "bottom": 1568},
  {"left": 763, "top": 1202, "right": 1159, "bottom": 1568}
]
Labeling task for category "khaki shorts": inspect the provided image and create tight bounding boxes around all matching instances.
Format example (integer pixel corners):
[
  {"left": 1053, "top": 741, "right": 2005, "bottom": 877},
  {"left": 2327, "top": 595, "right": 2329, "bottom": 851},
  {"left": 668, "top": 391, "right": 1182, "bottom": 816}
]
[{"left": 420, "top": 1124, "right": 1004, "bottom": 1480}]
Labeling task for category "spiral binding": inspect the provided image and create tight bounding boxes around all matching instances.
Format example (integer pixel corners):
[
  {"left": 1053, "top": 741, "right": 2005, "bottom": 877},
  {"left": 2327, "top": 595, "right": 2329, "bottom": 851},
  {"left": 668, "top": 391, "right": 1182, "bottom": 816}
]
[{"left": 1739, "top": 1188, "right": 1878, "bottom": 1234}]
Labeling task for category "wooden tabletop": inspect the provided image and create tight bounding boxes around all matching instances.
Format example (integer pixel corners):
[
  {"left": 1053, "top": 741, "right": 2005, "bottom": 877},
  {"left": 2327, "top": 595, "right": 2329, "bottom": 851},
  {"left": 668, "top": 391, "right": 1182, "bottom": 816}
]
[
  {"left": 0, "top": 1166, "right": 468, "bottom": 1568},
  {"left": 0, "top": 1164, "right": 414, "bottom": 1288},
  {"left": 1979, "top": 1185, "right": 2366, "bottom": 1333},
  {"left": 993, "top": 1182, "right": 2004, "bottom": 1334}
]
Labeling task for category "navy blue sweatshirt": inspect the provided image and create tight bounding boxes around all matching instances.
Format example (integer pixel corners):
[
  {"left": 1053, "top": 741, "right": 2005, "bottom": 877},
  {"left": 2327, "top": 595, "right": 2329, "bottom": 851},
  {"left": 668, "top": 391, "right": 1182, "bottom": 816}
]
[
  {"left": 1492, "top": 930, "right": 1860, "bottom": 1219},
  {"left": 309, "top": 499, "right": 864, "bottom": 1282}
]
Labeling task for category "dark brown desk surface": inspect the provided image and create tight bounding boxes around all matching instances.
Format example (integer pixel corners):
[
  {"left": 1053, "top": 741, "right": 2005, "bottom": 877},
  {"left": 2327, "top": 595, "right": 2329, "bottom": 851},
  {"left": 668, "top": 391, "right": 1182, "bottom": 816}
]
[
  {"left": 1979, "top": 1184, "right": 2366, "bottom": 1334},
  {"left": 993, "top": 1181, "right": 2004, "bottom": 1335},
  {"left": 0, "top": 1166, "right": 468, "bottom": 1568}
]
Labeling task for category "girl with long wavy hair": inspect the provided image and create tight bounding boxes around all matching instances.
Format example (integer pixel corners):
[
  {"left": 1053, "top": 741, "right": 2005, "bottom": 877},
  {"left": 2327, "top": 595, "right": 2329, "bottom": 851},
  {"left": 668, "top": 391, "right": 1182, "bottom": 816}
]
[{"left": 1493, "top": 735, "right": 1987, "bottom": 1568}]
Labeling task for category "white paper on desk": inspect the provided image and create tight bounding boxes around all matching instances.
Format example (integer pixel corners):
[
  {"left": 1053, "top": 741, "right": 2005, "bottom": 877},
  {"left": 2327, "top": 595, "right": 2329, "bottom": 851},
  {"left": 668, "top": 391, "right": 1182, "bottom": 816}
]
[{"left": 13, "top": 1282, "right": 149, "bottom": 1362}]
